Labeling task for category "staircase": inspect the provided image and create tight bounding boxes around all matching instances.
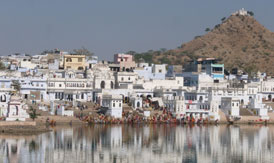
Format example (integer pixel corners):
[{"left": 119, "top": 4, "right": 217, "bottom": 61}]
[
  {"left": 240, "top": 108, "right": 254, "bottom": 116},
  {"left": 25, "top": 101, "right": 51, "bottom": 116}
]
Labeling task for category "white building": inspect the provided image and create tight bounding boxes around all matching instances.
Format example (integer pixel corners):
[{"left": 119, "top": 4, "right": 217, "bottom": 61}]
[
  {"left": 0, "top": 92, "right": 10, "bottom": 117},
  {"left": 130, "top": 97, "right": 143, "bottom": 109},
  {"left": 102, "top": 94, "right": 123, "bottom": 118},
  {"left": 56, "top": 105, "right": 74, "bottom": 117},
  {"left": 47, "top": 70, "right": 93, "bottom": 102},
  {"left": 134, "top": 63, "right": 167, "bottom": 80},
  {"left": 6, "top": 95, "right": 29, "bottom": 121},
  {"left": 92, "top": 64, "right": 115, "bottom": 89},
  {"left": 232, "top": 8, "right": 248, "bottom": 16},
  {"left": 138, "top": 77, "right": 184, "bottom": 90},
  {"left": 115, "top": 71, "right": 138, "bottom": 89},
  {"left": 221, "top": 97, "right": 240, "bottom": 118},
  {"left": 248, "top": 94, "right": 269, "bottom": 119},
  {"left": 260, "top": 79, "right": 274, "bottom": 101}
]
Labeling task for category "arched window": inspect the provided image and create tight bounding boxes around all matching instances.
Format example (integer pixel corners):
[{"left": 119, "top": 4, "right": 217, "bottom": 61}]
[
  {"left": 15, "top": 106, "right": 19, "bottom": 115},
  {"left": 268, "top": 95, "right": 272, "bottom": 101},
  {"left": 199, "top": 96, "right": 203, "bottom": 102},
  {"left": 111, "top": 81, "right": 114, "bottom": 89},
  {"left": 137, "top": 101, "right": 140, "bottom": 108},
  {"left": 100, "top": 81, "right": 105, "bottom": 89}
]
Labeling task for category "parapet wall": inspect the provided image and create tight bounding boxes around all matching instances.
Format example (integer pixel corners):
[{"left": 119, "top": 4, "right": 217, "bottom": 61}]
[{"left": 0, "top": 121, "right": 36, "bottom": 126}]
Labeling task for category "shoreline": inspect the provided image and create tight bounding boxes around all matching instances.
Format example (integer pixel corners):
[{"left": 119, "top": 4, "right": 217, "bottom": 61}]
[
  {"left": 0, "top": 114, "right": 273, "bottom": 135},
  {"left": 0, "top": 125, "right": 52, "bottom": 135},
  {"left": 0, "top": 120, "right": 273, "bottom": 135}
]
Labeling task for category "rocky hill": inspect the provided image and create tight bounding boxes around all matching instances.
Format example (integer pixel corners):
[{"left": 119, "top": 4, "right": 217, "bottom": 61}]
[{"left": 135, "top": 13, "right": 274, "bottom": 76}]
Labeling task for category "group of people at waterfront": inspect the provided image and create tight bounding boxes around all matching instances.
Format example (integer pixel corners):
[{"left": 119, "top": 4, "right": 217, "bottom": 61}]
[{"left": 78, "top": 110, "right": 216, "bottom": 125}]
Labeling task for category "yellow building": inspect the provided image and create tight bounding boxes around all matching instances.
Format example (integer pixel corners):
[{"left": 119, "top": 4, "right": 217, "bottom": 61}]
[{"left": 63, "top": 55, "right": 86, "bottom": 70}]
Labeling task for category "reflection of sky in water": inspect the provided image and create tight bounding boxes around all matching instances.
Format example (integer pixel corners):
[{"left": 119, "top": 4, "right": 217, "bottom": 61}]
[{"left": 0, "top": 125, "right": 273, "bottom": 163}]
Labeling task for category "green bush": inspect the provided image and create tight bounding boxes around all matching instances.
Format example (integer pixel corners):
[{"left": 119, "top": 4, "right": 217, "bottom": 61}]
[{"left": 242, "top": 47, "right": 247, "bottom": 52}]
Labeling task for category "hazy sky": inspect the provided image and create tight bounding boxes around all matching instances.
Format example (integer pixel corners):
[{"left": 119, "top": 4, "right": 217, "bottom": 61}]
[{"left": 0, "top": 0, "right": 273, "bottom": 60}]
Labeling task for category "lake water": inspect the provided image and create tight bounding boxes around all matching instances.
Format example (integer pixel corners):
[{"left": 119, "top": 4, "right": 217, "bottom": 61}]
[{"left": 0, "top": 124, "right": 273, "bottom": 163}]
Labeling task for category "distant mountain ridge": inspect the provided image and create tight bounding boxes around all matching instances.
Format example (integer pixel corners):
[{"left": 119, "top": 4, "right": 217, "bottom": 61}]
[{"left": 135, "top": 12, "right": 274, "bottom": 76}]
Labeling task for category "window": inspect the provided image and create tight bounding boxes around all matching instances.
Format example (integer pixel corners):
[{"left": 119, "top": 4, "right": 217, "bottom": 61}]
[
  {"left": 59, "top": 84, "right": 62, "bottom": 87},
  {"left": 119, "top": 102, "right": 121, "bottom": 107},
  {"left": 78, "top": 58, "right": 83, "bottom": 62},
  {"left": 128, "top": 77, "right": 130, "bottom": 81},
  {"left": 15, "top": 106, "right": 18, "bottom": 115},
  {"left": 137, "top": 102, "right": 140, "bottom": 107},
  {"left": 0, "top": 95, "right": 6, "bottom": 102},
  {"left": 113, "top": 102, "right": 115, "bottom": 107},
  {"left": 67, "top": 66, "right": 71, "bottom": 69},
  {"left": 121, "top": 77, "right": 124, "bottom": 81},
  {"left": 212, "top": 67, "right": 223, "bottom": 73},
  {"left": 159, "top": 69, "right": 162, "bottom": 73},
  {"left": 66, "top": 58, "right": 72, "bottom": 62},
  {"left": 100, "top": 81, "right": 105, "bottom": 89},
  {"left": 111, "top": 81, "right": 114, "bottom": 89}
]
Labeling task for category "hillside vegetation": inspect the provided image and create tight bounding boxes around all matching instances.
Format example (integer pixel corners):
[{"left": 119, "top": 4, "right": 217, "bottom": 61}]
[{"left": 134, "top": 14, "right": 274, "bottom": 75}]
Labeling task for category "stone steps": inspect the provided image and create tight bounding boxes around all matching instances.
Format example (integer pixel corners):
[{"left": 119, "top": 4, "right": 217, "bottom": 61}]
[{"left": 240, "top": 108, "right": 254, "bottom": 116}]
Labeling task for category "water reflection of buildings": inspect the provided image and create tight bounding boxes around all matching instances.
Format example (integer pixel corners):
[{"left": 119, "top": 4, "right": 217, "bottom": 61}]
[
  {"left": 0, "top": 138, "right": 23, "bottom": 163},
  {"left": 0, "top": 125, "right": 273, "bottom": 163}
]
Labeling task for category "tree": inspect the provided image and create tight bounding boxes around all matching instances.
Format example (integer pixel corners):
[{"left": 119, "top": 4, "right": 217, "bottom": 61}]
[
  {"left": 0, "top": 61, "right": 6, "bottom": 70},
  {"left": 147, "top": 50, "right": 154, "bottom": 53},
  {"left": 126, "top": 51, "right": 137, "bottom": 55},
  {"left": 221, "top": 17, "right": 226, "bottom": 22},
  {"left": 72, "top": 47, "right": 94, "bottom": 59},
  {"left": 133, "top": 53, "right": 153, "bottom": 63},
  {"left": 29, "top": 106, "right": 38, "bottom": 121},
  {"left": 41, "top": 49, "right": 55, "bottom": 55},
  {"left": 244, "top": 64, "right": 257, "bottom": 78},
  {"left": 11, "top": 80, "right": 21, "bottom": 93},
  {"left": 205, "top": 28, "right": 210, "bottom": 32},
  {"left": 160, "top": 48, "right": 167, "bottom": 53},
  {"left": 247, "top": 11, "right": 254, "bottom": 16},
  {"left": 159, "top": 57, "right": 171, "bottom": 65},
  {"left": 29, "top": 140, "right": 39, "bottom": 152}
]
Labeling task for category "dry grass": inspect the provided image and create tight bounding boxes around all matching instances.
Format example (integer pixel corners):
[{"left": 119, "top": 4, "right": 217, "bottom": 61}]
[{"left": 153, "top": 15, "right": 274, "bottom": 75}]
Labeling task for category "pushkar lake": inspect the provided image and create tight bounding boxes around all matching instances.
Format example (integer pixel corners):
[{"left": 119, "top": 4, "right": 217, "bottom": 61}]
[{"left": 0, "top": 125, "right": 274, "bottom": 163}]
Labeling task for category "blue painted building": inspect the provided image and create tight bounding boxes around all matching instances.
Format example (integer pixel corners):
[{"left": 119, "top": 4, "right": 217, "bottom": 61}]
[
  {"left": 134, "top": 63, "right": 166, "bottom": 80},
  {"left": 184, "top": 58, "right": 224, "bottom": 79}
]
